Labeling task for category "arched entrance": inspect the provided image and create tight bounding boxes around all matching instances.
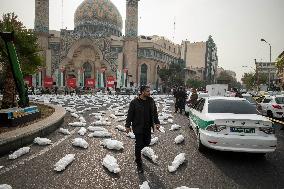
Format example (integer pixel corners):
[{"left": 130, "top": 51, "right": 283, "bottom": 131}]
[
  {"left": 83, "top": 62, "right": 92, "bottom": 82},
  {"left": 140, "top": 64, "right": 148, "bottom": 86}
]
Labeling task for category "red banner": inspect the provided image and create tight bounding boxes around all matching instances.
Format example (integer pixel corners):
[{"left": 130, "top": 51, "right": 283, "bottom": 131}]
[
  {"left": 24, "top": 75, "right": 32, "bottom": 87},
  {"left": 44, "top": 77, "right": 53, "bottom": 88},
  {"left": 85, "top": 78, "right": 95, "bottom": 88},
  {"left": 67, "top": 78, "right": 76, "bottom": 88},
  {"left": 107, "top": 76, "right": 115, "bottom": 88}
]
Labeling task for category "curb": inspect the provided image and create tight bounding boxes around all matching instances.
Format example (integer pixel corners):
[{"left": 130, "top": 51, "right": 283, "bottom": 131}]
[{"left": 0, "top": 104, "right": 66, "bottom": 156}]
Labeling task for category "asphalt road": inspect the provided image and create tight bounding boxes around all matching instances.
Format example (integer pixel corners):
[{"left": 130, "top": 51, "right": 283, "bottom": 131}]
[{"left": 0, "top": 95, "right": 283, "bottom": 189}]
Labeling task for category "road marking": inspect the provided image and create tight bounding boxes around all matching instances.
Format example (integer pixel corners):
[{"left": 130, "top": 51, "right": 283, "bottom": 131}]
[{"left": 0, "top": 128, "right": 78, "bottom": 176}]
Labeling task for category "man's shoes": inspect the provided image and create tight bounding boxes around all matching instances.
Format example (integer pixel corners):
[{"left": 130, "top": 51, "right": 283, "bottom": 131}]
[{"left": 137, "top": 165, "right": 144, "bottom": 173}]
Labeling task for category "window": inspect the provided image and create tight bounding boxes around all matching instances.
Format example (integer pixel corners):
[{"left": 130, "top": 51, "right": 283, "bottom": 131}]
[
  {"left": 196, "top": 99, "right": 205, "bottom": 112},
  {"left": 208, "top": 99, "right": 257, "bottom": 114},
  {"left": 262, "top": 98, "right": 272, "bottom": 103},
  {"left": 140, "top": 64, "right": 148, "bottom": 86},
  {"left": 275, "top": 97, "right": 284, "bottom": 104}
]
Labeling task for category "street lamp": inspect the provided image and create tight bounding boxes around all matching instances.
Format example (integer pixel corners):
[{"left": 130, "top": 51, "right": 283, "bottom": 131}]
[{"left": 261, "top": 38, "right": 272, "bottom": 90}]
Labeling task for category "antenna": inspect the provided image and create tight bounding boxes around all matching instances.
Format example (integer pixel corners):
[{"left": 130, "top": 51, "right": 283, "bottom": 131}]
[
  {"left": 173, "top": 17, "right": 176, "bottom": 41},
  {"left": 61, "top": 0, "right": 64, "bottom": 29}
]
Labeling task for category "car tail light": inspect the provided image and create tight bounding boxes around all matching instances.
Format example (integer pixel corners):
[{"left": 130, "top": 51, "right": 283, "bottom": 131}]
[
  {"left": 259, "top": 127, "right": 275, "bottom": 134},
  {"left": 206, "top": 124, "right": 226, "bottom": 132},
  {"left": 272, "top": 104, "right": 282, "bottom": 109}
]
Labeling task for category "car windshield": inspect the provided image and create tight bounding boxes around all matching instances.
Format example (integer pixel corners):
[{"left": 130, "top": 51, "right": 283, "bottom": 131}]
[
  {"left": 243, "top": 95, "right": 256, "bottom": 104},
  {"left": 208, "top": 99, "right": 257, "bottom": 114},
  {"left": 275, "top": 97, "right": 284, "bottom": 104}
]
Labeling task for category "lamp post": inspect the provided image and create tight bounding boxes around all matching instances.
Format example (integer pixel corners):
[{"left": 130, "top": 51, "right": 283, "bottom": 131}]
[{"left": 261, "top": 38, "right": 272, "bottom": 90}]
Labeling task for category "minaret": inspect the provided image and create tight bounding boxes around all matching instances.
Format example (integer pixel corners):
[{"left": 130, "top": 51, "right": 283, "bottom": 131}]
[
  {"left": 123, "top": 0, "right": 139, "bottom": 86},
  {"left": 34, "top": 0, "right": 49, "bottom": 33},
  {"left": 125, "top": 0, "right": 139, "bottom": 37}
]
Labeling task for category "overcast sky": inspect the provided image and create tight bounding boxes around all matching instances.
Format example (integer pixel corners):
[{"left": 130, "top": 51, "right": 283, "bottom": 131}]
[{"left": 0, "top": 0, "right": 284, "bottom": 81}]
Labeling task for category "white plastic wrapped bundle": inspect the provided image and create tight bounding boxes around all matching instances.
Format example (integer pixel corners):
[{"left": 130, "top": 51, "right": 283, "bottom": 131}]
[
  {"left": 79, "top": 116, "right": 86, "bottom": 123},
  {"left": 59, "top": 128, "right": 71, "bottom": 135},
  {"left": 87, "top": 126, "right": 108, "bottom": 132},
  {"left": 168, "top": 153, "right": 186, "bottom": 172},
  {"left": 78, "top": 127, "right": 87, "bottom": 136},
  {"left": 109, "top": 114, "right": 117, "bottom": 119},
  {"left": 139, "top": 181, "right": 150, "bottom": 189},
  {"left": 54, "top": 154, "right": 75, "bottom": 172},
  {"left": 115, "top": 125, "right": 126, "bottom": 132},
  {"left": 102, "top": 155, "right": 120, "bottom": 173},
  {"left": 88, "top": 131, "right": 112, "bottom": 138},
  {"left": 71, "top": 113, "right": 79, "bottom": 118},
  {"left": 168, "top": 119, "right": 174, "bottom": 123},
  {"left": 174, "top": 135, "right": 185, "bottom": 144},
  {"left": 72, "top": 138, "right": 89, "bottom": 149},
  {"left": 0, "top": 184, "right": 12, "bottom": 189},
  {"left": 141, "top": 147, "right": 158, "bottom": 163},
  {"left": 101, "top": 139, "right": 124, "bottom": 150},
  {"left": 33, "top": 137, "right": 52, "bottom": 145},
  {"left": 174, "top": 187, "right": 193, "bottom": 189},
  {"left": 8, "top": 147, "right": 30, "bottom": 160},
  {"left": 170, "top": 124, "right": 181, "bottom": 131},
  {"left": 93, "top": 121, "right": 111, "bottom": 126},
  {"left": 127, "top": 132, "right": 135, "bottom": 139},
  {"left": 65, "top": 107, "right": 76, "bottom": 112},
  {"left": 149, "top": 137, "right": 159, "bottom": 146},
  {"left": 160, "top": 120, "right": 167, "bottom": 125},
  {"left": 68, "top": 122, "right": 86, "bottom": 127},
  {"left": 159, "top": 126, "right": 165, "bottom": 133}
]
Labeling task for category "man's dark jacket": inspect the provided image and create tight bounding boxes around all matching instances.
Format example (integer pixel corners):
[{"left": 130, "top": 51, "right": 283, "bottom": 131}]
[{"left": 125, "top": 96, "right": 160, "bottom": 134}]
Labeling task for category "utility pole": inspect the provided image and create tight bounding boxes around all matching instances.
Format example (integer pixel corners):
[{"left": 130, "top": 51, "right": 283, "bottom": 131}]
[{"left": 255, "top": 59, "right": 259, "bottom": 91}]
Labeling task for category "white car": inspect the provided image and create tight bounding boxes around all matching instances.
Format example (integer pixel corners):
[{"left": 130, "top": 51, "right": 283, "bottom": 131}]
[
  {"left": 188, "top": 96, "right": 277, "bottom": 154},
  {"left": 259, "top": 95, "right": 284, "bottom": 118}
]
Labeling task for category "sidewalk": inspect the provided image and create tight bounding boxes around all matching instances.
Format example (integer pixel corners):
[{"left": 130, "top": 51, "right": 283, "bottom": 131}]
[{"left": 0, "top": 104, "right": 66, "bottom": 156}]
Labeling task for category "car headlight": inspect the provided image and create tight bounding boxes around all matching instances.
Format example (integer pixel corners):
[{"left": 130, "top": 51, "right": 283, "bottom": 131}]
[
  {"left": 259, "top": 127, "right": 275, "bottom": 134},
  {"left": 206, "top": 124, "right": 226, "bottom": 132}
]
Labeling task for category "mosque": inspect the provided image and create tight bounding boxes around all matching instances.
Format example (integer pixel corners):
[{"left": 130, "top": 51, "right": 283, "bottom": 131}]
[{"left": 30, "top": 0, "right": 217, "bottom": 90}]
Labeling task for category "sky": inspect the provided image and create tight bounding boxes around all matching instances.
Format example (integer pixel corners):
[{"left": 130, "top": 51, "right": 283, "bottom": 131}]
[{"left": 0, "top": 0, "right": 284, "bottom": 81}]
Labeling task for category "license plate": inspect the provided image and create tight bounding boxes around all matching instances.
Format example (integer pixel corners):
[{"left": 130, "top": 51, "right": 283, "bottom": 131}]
[{"left": 230, "top": 127, "right": 255, "bottom": 133}]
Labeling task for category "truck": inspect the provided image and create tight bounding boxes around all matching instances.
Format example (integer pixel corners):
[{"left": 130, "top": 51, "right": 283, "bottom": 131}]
[{"left": 206, "top": 84, "right": 228, "bottom": 96}]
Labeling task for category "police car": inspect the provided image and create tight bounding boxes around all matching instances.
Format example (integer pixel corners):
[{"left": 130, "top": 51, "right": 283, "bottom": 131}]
[{"left": 188, "top": 96, "right": 277, "bottom": 154}]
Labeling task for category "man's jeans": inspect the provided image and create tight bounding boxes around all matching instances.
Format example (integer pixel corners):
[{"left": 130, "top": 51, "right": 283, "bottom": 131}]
[{"left": 134, "top": 132, "right": 151, "bottom": 167}]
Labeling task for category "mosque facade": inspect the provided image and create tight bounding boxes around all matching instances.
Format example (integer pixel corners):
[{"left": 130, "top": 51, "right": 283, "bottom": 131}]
[{"left": 31, "top": 0, "right": 215, "bottom": 90}]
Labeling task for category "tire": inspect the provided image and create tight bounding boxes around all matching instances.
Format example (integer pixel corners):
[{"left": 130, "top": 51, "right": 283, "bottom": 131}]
[
  {"left": 184, "top": 111, "right": 189, "bottom": 117},
  {"left": 267, "top": 110, "right": 273, "bottom": 118}
]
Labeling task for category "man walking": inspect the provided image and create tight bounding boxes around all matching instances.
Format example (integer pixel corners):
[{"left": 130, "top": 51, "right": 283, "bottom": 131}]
[{"left": 125, "top": 85, "right": 160, "bottom": 173}]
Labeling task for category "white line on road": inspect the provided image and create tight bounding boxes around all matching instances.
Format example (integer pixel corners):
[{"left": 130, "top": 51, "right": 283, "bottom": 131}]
[{"left": 0, "top": 128, "right": 78, "bottom": 176}]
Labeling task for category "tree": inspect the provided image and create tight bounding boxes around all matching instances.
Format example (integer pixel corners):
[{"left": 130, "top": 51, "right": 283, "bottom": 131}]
[
  {"left": 0, "top": 13, "right": 42, "bottom": 109},
  {"left": 158, "top": 59, "right": 185, "bottom": 88},
  {"left": 241, "top": 72, "right": 268, "bottom": 90},
  {"left": 217, "top": 71, "right": 241, "bottom": 89},
  {"left": 205, "top": 35, "right": 218, "bottom": 84},
  {"left": 186, "top": 79, "right": 205, "bottom": 89}
]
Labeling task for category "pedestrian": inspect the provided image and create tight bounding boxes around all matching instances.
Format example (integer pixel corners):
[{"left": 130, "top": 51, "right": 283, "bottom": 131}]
[
  {"left": 54, "top": 86, "right": 58, "bottom": 95},
  {"left": 233, "top": 87, "right": 243, "bottom": 98},
  {"left": 31, "top": 86, "right": 35, "bottom": 95},
  {"left": 125, "top": 85, "right": 160, "bottom": 173},
  {"left": 64, "top": 85, "right": 69, "bottom": 95},
  {"left": 175, "top": 86, "right": 187, "bottom": 114},
  {"left": 189, "top": 88, "right": 198, "bottom": 107}
]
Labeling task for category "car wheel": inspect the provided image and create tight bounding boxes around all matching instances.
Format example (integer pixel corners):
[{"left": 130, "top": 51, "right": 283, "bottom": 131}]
[
  {"left": 196, "top": 132, "right": 206, "bottom": 152},
  {"left": 267, "top": 110, "right": 273, "bottom": 118},
  {"left": 184, "top": 111, "right": 189, "bottom": 117}
]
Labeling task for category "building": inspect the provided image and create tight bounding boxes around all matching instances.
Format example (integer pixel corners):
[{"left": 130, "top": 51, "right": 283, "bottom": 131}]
[
  {"left": 30, "top": 0, "right": 211, "bottom": 90},
  {"left": 181, "top": 40, "right": 218, "bottom": 84},
  {"left": 255, "top": 59, "right": 277, "bottom": 87}
]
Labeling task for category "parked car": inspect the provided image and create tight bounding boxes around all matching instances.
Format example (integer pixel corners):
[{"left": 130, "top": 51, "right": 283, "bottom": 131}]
[
  {"left": 188, "top": 96, "right": 277, "bottom": 154},
  {"left": 259, "top": 95, "right": 284, "bottom": 118}
]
